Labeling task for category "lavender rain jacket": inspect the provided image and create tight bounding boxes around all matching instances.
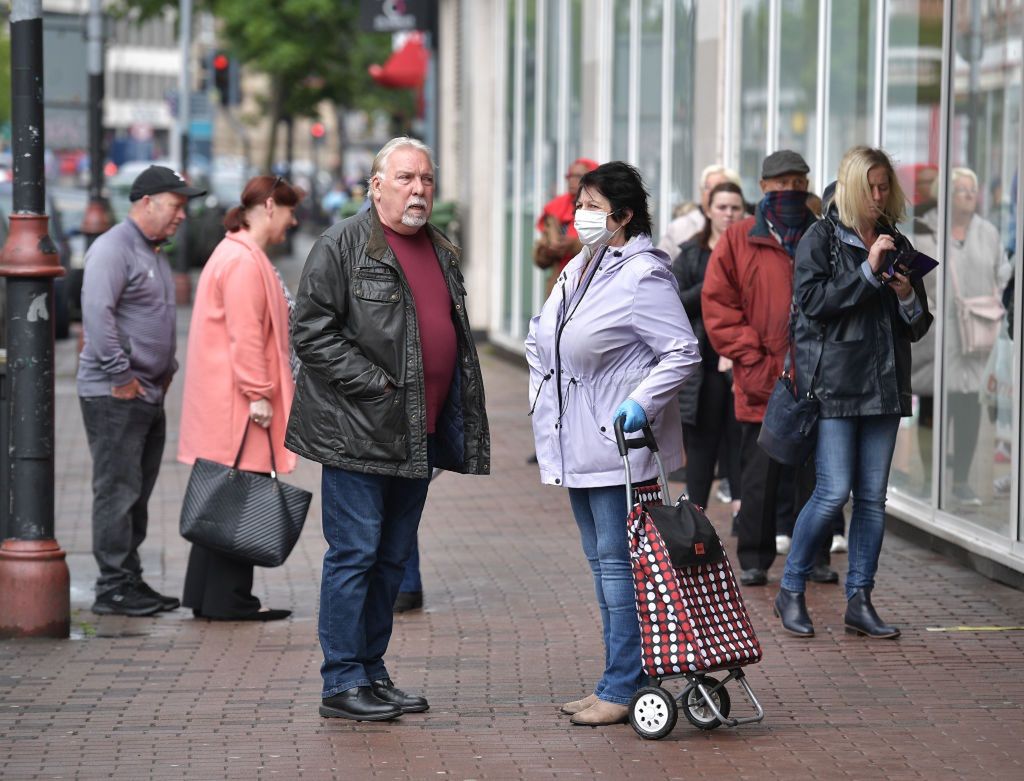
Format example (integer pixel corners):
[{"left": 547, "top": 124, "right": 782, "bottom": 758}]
[{"left": 525, "top": 235, "right": 701, "bottom": 488}]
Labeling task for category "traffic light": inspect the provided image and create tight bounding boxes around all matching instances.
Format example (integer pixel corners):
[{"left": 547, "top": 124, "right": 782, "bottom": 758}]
[
  {"left": 212, "top": 52, "right": 240, "bottom": 107},
  {"left": 310, "top": 122, "right": 326, "bottom": 145}
]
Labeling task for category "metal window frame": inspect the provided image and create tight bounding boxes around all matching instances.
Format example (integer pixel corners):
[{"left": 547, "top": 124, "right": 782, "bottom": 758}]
[
  {"left": 490, "top": 0, "right": 511, "bottom": 338},
  {"left": 766, "top": 0, "right": 781, "bottom": 153},
  {"left": 814, "top": 0, "right": 831, "bottom": 188},
  {"left": 530, "top": 0, "right": 549, "bottom": 322},
  {"left": 659, "top": 0, "right": 676, "bottom": 233},
  {"left": 509, "top": 0, "right": 526, "bottom": 340},
  {"left": 874, "top": 0, "right": 889, "bottom": 147}
]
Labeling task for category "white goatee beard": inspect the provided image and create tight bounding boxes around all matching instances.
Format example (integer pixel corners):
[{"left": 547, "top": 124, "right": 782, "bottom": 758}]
[{"left": 401, "top": 212, "right": 428, "bottom": 228}]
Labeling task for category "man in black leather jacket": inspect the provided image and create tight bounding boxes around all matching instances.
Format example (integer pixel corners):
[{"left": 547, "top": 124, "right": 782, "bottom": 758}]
[{"left": 287, "top": 137, "right": 490, "bottom": 722}]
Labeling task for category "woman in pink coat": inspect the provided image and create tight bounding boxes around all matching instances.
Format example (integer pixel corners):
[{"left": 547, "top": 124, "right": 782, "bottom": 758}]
[{"left": 178, "top": 175, "right": 303, "bottom": 621}]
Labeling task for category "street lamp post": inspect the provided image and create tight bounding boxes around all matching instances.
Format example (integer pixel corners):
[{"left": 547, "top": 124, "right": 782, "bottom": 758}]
[
  {"left": 81, "top": 0, "right": 112, "bottom": 250},
  {"left": 0, "top": 0, "right": 71, "bottom": 639}
]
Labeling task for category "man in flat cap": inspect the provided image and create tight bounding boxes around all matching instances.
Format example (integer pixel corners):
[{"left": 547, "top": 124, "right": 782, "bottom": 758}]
[
  {"left": 78, "top": 165, "right": 205, "bottom": 617},
  {"left": 701, "top": 150, "right": 829, "bottom": 588}
]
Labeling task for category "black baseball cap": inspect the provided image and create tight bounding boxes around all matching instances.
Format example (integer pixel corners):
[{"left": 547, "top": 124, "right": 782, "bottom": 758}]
[
  {"left": 761, "top": 150, "right": 810, "bottom": 180},
  {"left": 129, "top": 165, "right": 207, "bottom": 202}
]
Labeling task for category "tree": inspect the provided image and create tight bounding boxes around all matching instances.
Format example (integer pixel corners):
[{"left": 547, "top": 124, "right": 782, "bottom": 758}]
[{"left": 116, "top": 0, "right": 414, "bottom": 169}]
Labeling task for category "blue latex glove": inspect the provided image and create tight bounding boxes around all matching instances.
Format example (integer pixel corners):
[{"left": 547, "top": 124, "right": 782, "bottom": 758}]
[{"left": 614, "top": 399, "right": 647, "bottom": 433}]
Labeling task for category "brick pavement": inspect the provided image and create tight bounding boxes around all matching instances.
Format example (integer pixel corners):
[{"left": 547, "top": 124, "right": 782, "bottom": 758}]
[{"left": 1, "top": 234, "right": 1023, "bottom": 780}]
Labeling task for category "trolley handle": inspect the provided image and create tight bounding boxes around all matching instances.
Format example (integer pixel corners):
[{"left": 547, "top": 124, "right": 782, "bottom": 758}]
[
  {"left": 613, "top": 416, "right": 659, "bottom": 457},
  {"left": 615, "top": 416, "right": 670, "bottom": 507}
]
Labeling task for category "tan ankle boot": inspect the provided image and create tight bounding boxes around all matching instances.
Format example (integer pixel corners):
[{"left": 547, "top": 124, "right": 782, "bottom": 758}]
[
  {"left": 569, "top": 700, "right": 629, "bottom": 726},
  {"left": 560, "top": 693, "right": 598, "bottom": 715}
]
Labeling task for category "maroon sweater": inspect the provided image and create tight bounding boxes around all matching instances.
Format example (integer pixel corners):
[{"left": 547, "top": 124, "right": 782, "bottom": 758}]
[{"left": 382, "top": 225, "right": 457, "bottom": 434}]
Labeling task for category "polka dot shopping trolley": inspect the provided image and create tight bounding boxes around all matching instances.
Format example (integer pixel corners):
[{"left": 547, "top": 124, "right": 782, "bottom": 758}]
[{"left": 613, "top": 419, "right": 765, "bottom": 740}]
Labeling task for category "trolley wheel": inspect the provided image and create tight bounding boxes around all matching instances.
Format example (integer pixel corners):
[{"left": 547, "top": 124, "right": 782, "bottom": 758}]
[
  {"left": 680, "top": 676, "right": 732, "bottom": 730},
  {"left": 629, "top": 686, "right": 678, "bottom": 740}
]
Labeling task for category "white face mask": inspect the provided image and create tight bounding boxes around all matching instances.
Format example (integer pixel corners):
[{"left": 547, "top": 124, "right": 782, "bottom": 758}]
[{"left": 574, "top": 209, "right": 618, "bottom": 247}]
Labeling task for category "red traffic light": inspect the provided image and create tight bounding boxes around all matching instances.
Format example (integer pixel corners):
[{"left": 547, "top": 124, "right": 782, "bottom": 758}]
[
  {"left": 310, "top": 122, "right": 326, "bottom": 139},
  {"left": 213, "top": 53, "right": 229, "bottom": 71}
]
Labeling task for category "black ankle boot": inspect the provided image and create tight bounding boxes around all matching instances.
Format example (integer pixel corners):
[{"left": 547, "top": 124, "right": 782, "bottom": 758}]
[
  {"left": 844, "top": 588, "right": 900, "bottom": 639},
  {"left": 773, "top": 589, "right": 814, "bottom": 637}
]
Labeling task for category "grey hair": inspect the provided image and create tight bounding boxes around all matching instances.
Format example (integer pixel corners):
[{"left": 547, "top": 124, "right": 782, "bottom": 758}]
[{"left": 370, "top": 136, "right": 435, "bottom": 186}]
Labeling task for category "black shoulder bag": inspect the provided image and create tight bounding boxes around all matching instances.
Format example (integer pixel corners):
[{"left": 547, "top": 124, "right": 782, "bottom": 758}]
[{"left": 180, "top": 424, "right": 312, "bottom": 567}]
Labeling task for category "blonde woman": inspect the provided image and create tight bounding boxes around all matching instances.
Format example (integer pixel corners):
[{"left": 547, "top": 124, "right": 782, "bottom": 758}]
[{"left": 774, "top": 147, "right": 933, "bottom": 639}]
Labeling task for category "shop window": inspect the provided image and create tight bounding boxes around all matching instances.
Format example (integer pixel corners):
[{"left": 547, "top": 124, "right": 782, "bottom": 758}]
[{"left": 936, "top": 0, "right": 1020, "bottom": 536}]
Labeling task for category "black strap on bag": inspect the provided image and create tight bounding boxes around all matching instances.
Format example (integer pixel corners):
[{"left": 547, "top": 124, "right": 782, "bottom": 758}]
[{"left": 232, "top": 421, "right": 280, "bottom": 479}]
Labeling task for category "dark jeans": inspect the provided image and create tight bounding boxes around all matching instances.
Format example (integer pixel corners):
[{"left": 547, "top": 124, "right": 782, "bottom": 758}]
[
  {"left": 682, "top": 370, "right": 742, "bottom": 508},
  {"left": 80, "top": 396, "right": 165, "bottom": 595},
  {"left": 182, "top": 543, "right": 261, "bottom": 618},
  {"left": 319, "top": 461, "right": 432, "bottom": 698},
  {"left": 399, "top": 537, "right": 422, "bottom": 593}
]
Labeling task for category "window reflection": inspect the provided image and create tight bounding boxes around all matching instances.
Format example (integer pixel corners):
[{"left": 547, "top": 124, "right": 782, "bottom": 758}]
[
  {"left": 826, "top": 0, "right": 878, "bottom": 176},
  {"left": 937, "top": 0, "right": 1020, "bottom": 535},
  {"left": 887, "top": 0, "right": 943, "bottom": 506},
  {"left": 738, "top": 0, "right": 769, "bottom": 197},
  {"left": 778, "top": 0, "right": 819, "bottom": 179}
]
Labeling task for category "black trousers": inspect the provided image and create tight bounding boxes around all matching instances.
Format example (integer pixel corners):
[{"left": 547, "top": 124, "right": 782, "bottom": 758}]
[
  {"left": 682, "top": 370, "right": 743, "bottom": 508},
  {"left": 736, "top": 422, "right": 831, "bottom": 571},
  {"left": 181, "top": 543, "right": 260, "bottom": 618}
]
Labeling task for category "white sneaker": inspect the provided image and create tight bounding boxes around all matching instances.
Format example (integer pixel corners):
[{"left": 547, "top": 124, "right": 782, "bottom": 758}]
[
  {"left": 775, "top": 535, "right": 791, "bottom": 555},
  {"left": 830, "top": 534, "right": 848, "bottom": 554}
]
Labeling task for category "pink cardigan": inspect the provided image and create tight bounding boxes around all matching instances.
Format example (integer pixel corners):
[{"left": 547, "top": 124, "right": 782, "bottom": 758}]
[{"left": 177, "top": 230, "right": 297, "bottom": 474}]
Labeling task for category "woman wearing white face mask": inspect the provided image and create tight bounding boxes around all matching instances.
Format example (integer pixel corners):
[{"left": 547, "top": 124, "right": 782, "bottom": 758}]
[{"left": 525, "top": 162, "right": 701, "bottom": 726}]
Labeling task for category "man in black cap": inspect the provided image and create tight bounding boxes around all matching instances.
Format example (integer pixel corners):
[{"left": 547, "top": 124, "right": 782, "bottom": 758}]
[
  {"left": 78, "top": 165, "right": 205, "bottom": 616},
  {"left": 702, "top": 150, "right": 834, "bottom": 587}
]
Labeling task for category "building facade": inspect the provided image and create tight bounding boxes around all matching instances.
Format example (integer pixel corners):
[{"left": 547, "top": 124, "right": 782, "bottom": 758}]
[{"left": 442, "top": 0, "right": 1024, "bottom": 578}]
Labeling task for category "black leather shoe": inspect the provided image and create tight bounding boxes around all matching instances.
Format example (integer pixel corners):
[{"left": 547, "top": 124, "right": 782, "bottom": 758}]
[
  {"left": 135, "top": 580, "right": 181, "bottom": 611},
  {"left": 773, "top": 589, "right": 814, "bottom": 637},
  {"left": 844, "top": 588, "right": 900, "bottom": 639},
  {"left": 808, "top": 564, "right": 839, "bottom": 584},
  {"left": 371, "top": 678, "right": 429, "bottom": 713},
  {"left": 320, "top": 686, "right": 403, "bottom": 721},
  {"left": 739, "top": 568, "right": 767, "bottom": 586},
  {"left": 393, "top": 591, "right": 423, "bottom": 613}
]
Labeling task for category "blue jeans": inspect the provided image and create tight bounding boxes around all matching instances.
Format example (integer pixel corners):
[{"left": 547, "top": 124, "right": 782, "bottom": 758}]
[
  {"left": 781, "top": 415, "right": 901, "bottom": 599},
  {"left": 568, "top": 485, "right": 644, "bottom": 705},
  {"left": 319, "top": 464, "right": 432, "bottom": 698},
  {"left": 399, "top": 538, "right": 422, "bottom": 593}
]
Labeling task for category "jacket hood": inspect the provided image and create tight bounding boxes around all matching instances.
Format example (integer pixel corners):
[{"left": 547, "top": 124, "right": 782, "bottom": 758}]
[{"left": 561, "top": 234, "right": 668, "bottom": 280}]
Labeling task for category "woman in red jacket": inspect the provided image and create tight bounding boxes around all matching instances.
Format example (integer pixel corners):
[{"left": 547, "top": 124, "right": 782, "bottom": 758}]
[{"left": 178, "top": 175, "right": 304, "bottom": 621}]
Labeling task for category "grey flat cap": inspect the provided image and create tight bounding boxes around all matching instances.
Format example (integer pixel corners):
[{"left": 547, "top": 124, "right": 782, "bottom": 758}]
[{"left": 761, "top": 150, "right": 810, "bottom": 179}]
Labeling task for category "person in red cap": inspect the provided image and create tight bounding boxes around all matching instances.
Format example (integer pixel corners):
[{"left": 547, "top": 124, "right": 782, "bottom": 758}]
[{"left": 533, "top": 158, "right": 600, "bottom": 295}]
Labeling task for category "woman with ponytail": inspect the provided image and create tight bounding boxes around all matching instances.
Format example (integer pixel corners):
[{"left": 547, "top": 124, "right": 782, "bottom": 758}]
[{"left": 178, "top": 175, "right": 305, "bottom": 621}]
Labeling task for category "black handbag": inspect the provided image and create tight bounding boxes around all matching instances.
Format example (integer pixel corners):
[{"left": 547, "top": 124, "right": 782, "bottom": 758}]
[
  {"left": 647, "top": 498, "right": 725, "bottom": 568},
  {"left": 179, "top": 424, "right": 312, "bottom": 567},
  {"left": 758, "top": 361, "right": 820, "bottom": 466}
]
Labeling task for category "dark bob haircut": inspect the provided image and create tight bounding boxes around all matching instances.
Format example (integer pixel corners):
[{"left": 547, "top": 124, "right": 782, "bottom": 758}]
[{"left": 576, "top": 161, "right": 652, "bottom": 240}]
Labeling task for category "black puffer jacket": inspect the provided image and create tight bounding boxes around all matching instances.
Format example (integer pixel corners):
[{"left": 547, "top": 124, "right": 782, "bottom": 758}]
[
  {"left": 670, "top": 239, "right": 714, "bottom": 426},
  {"left": 285, "top": 207, "right": 490, "bottom": 478},
  {"left": 793, "top": 210, "right": 933, "bottom": 418}
]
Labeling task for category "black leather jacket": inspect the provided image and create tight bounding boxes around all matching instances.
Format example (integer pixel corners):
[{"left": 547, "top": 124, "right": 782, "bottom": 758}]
[
  {"left": 285, "top": 207, "right": 490, "bottom": 478},
  {"left": 793, "top": 211, "right": 933, "bottom": 418},
  {"left": 670, "top": 239, "right": 714, "bottom": 426}
]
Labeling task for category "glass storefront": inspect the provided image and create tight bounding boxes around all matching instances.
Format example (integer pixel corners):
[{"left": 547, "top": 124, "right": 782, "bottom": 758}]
[{"left": 488, "top": 0, "right": 1023, "bottom": 571}]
